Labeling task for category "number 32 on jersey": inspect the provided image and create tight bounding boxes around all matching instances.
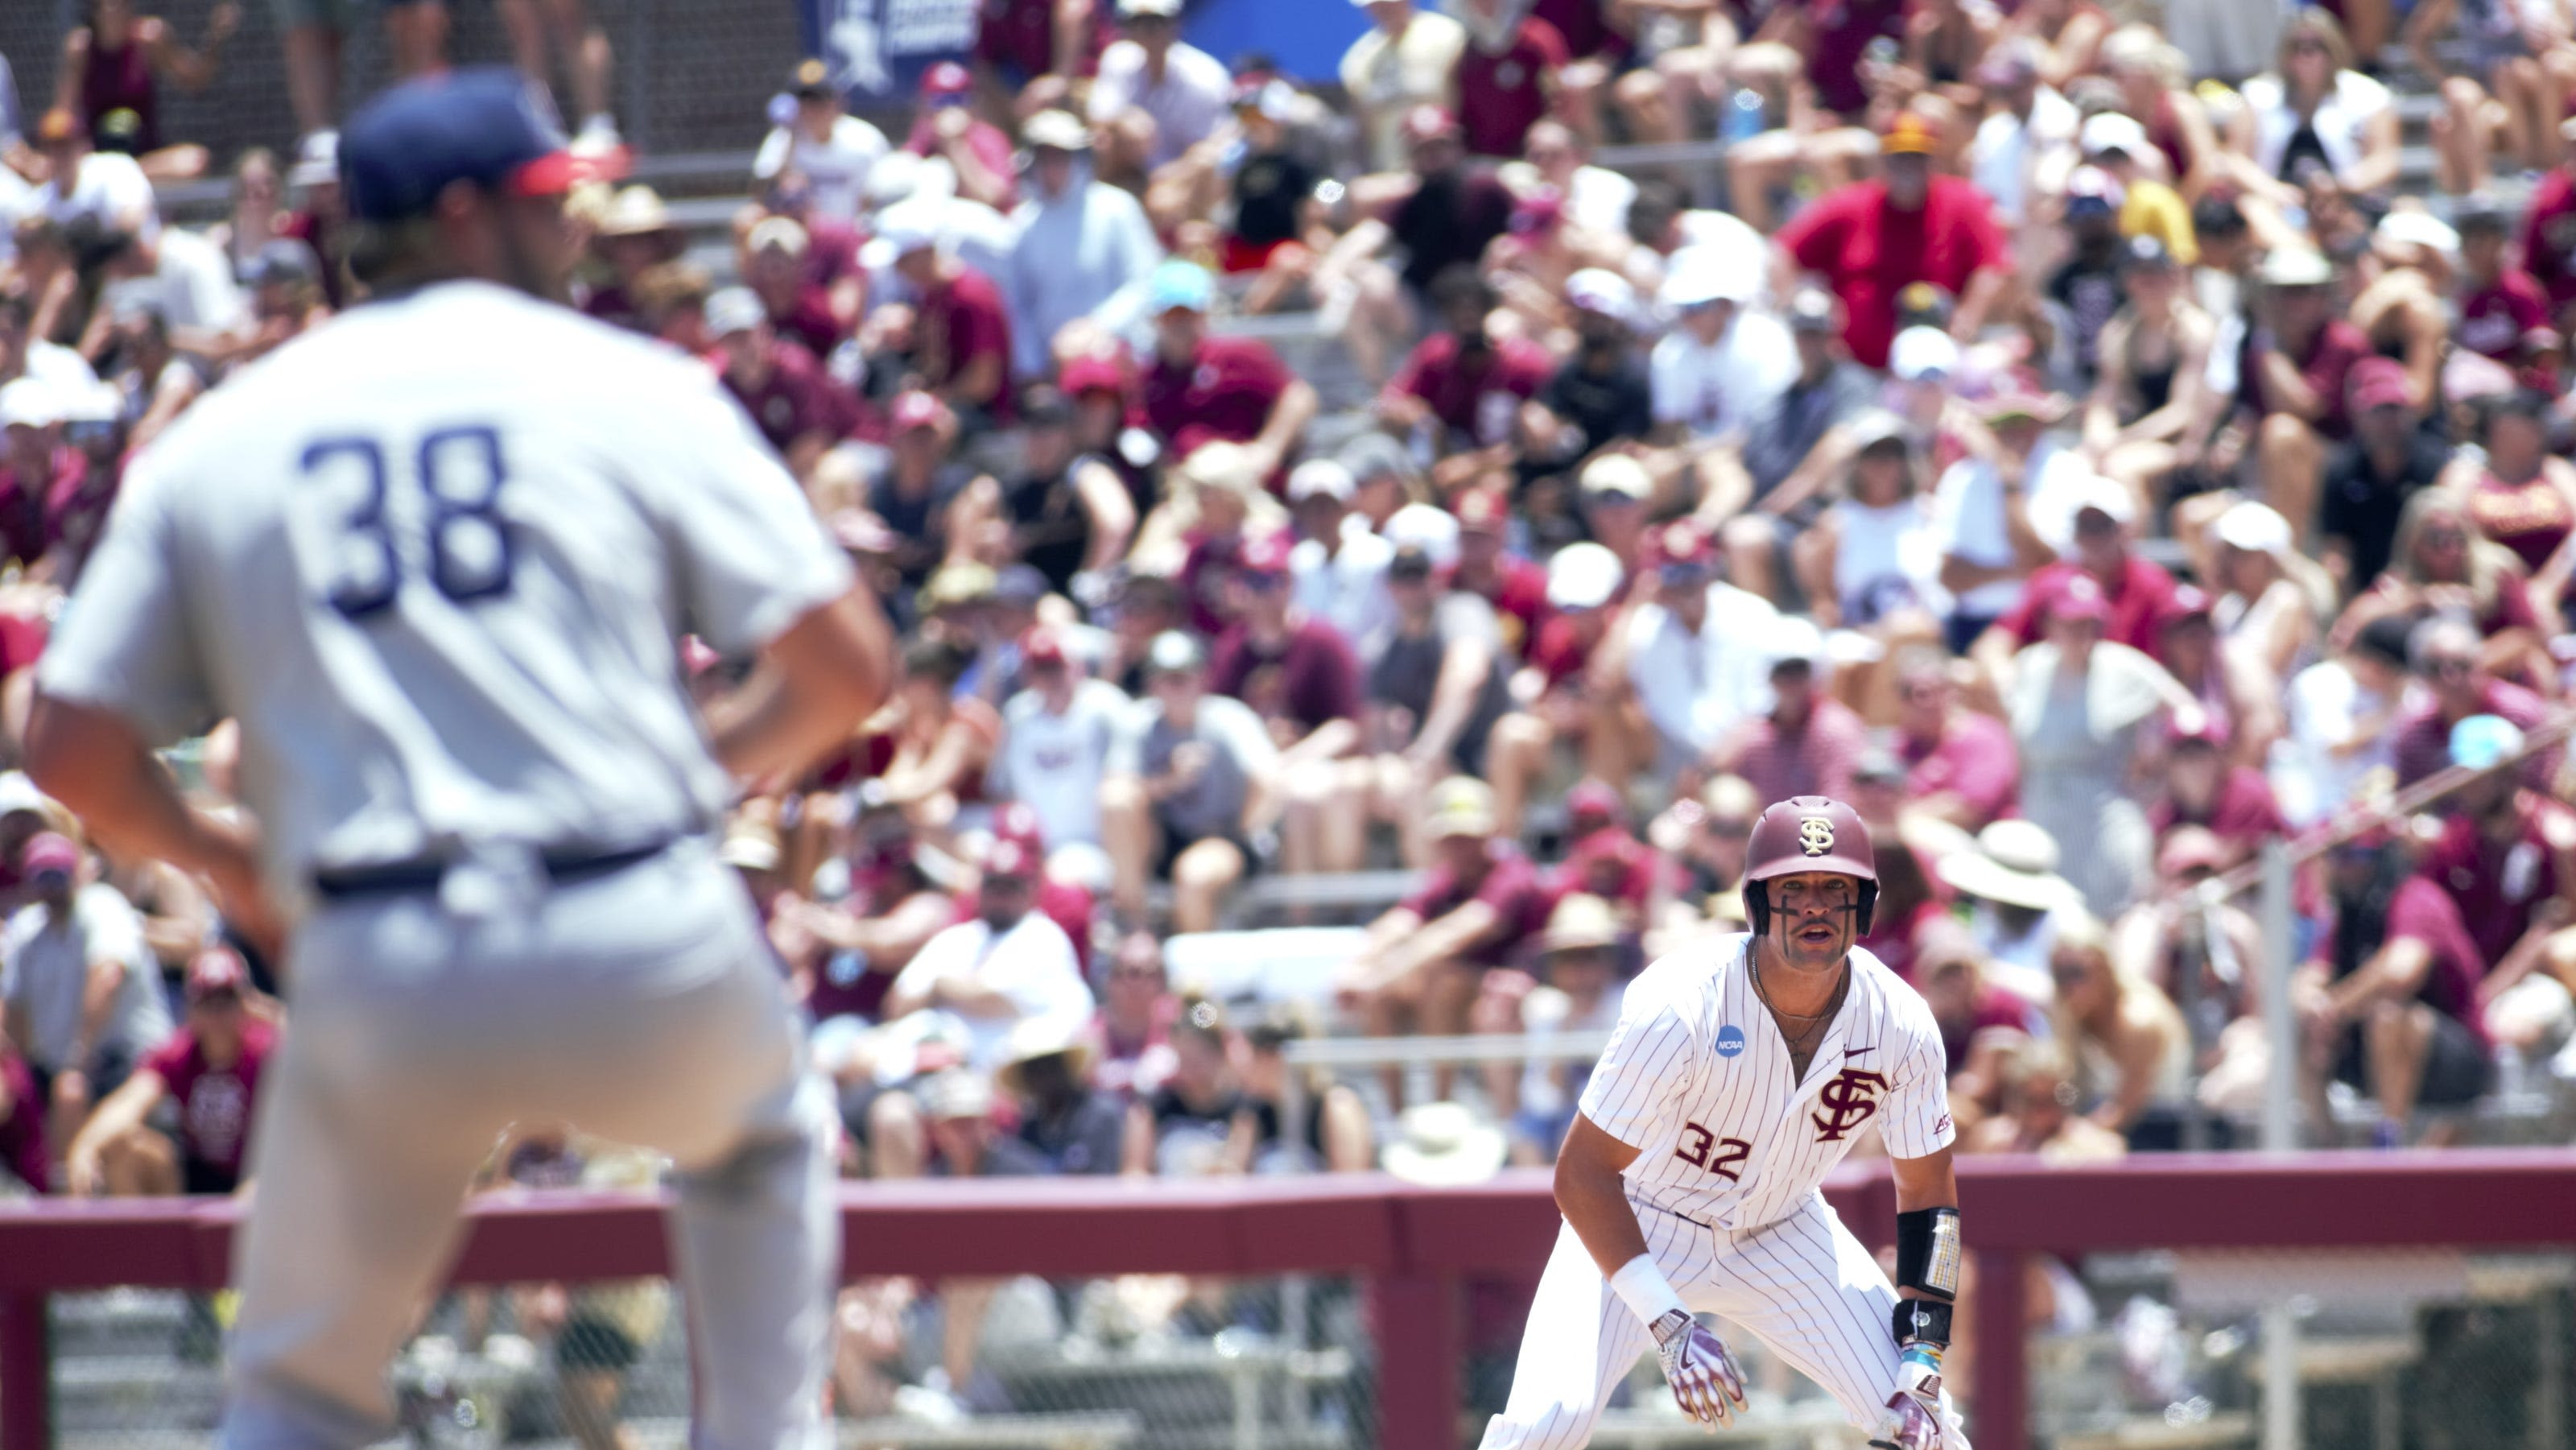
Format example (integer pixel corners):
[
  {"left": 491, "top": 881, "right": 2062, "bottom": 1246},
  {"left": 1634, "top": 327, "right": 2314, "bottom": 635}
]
[
  {"left": 299, "top": 426, "right": 514, "bottom": 618},
  {"left": 1674, "top": 1122, "right": 1751, "bottom": 1183}
]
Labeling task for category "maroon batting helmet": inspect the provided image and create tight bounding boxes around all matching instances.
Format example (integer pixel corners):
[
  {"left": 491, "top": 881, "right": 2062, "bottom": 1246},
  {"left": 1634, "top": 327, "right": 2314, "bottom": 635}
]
[{"left": 1742, "top": 795, "right": 1877, "bottom": 934}]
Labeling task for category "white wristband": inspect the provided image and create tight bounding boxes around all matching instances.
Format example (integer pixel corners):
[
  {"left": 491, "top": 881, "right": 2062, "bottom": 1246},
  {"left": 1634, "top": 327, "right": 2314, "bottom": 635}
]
[{"left": 1609, "top": 1253, "right": 1688, "bottom": 1327}]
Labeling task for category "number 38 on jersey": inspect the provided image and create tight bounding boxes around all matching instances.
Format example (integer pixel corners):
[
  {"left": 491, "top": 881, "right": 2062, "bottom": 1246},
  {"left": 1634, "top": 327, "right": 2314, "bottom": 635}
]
[{"left": 297, "top": 425, "right": 514, "bottom": 618}]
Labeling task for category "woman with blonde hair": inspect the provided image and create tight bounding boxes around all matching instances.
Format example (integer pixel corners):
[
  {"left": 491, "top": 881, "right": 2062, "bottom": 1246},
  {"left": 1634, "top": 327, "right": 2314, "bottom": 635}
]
[
  {"left": 2225, "top": 11, "right": 2400, "bottom": 228},
  {"left": 2047, "top": 910, "right": 2198, "bottom": 1149},
  {"left": 2338, "top": 487, "right": 2559, "bottom": 688},
  {"left": 2101, "top": 26, "right": 2220, "bottom": 195}
]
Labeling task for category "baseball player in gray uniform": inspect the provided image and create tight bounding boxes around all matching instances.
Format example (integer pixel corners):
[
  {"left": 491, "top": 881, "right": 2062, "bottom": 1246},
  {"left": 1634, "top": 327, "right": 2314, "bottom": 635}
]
[
  {"left": 1480, "top": 796, "right": 1969, "bottom": 1449},
  {"left": 25, "top": 68, "right": 894, "bottom": 1450}
]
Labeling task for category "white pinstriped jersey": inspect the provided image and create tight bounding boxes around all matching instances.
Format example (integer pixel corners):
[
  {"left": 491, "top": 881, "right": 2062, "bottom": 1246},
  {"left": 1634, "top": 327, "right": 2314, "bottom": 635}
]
[{"left": 1577, "top": 934, "right": 1955, "bottom": 1233}]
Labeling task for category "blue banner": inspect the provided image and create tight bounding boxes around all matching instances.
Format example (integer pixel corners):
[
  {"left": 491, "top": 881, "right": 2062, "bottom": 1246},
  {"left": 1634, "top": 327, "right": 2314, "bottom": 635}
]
[{"left": 799, "top": 0, "right": 980, "bottom": 101}]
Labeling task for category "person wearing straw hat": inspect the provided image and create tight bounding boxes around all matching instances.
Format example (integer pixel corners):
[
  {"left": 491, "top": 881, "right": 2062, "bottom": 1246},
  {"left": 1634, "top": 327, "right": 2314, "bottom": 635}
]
[
  {"left": 1480, "top": 796, "right": 1968, "bottom": 1449},
  {"left": 995, "top": 1014, "right": 1123, "bottom": 1176},
  {"left": 1381, "top": 1100, "right": 1509, "bottom": 1185},
  {"left": 1939, "top": 818, "right": 2082, "bottom": 1005},
  {"left": 578, "top": 184, "right": 681, "bottom": 332}
]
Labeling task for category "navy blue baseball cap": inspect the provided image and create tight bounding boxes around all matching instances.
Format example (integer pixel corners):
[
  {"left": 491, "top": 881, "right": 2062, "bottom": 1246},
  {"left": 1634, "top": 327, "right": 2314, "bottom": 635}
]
[{"left": 341, "top": 66, "right": 619, "bottom": 222}]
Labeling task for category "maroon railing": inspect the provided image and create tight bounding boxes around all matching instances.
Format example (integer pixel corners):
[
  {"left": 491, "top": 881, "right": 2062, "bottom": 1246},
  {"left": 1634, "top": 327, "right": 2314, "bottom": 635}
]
[{"left": 3, "top": 1150, "right": 2574, "bottom": 1450}]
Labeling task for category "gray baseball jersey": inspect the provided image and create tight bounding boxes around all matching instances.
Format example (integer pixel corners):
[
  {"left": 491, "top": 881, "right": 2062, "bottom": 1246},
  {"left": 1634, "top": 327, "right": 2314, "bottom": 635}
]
[{"left": 38, "top": 279, "right": 852, "bottom": 886}]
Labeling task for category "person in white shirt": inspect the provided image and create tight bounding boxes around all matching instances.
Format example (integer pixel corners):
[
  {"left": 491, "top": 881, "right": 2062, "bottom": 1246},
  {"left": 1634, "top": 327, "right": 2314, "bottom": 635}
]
[
  {"left": 989, "top": 630, "right": 1133, "bottom": 882},
  {"left": 1088, "top": 0, "right": 1232, "bottom": 174},
  {"left": 1341, "top": 0, "right": 1466, "bottom": 174},
  {"left": 1652, "top": 248, "right": 1797, "bottom": 447},
  {"left": 1286, "top": 458, "right": 1397, "bottom": 647},
  {"left": 0, "top": 832, "right": 173, "bottom": 1166},
  {"left": 1967, "top": 43, "right": 2079, "bottom": 230},
  {"left": 1623, "top": 519, "right": 1781, "bottom": 780},
  {"left": 1928, "top": 386, "right": 2092, "bottom": 650},
  {"left": 753, "top": 59, "right": 890, "bottom": 223},
  {"left": 0, "top": 292, "right": 103, "bottom": 394},
  {"left": 98, "top": 226, "right": 247, "bottom": 351},
  {"left": 861, "top": 155, "right": 1017, "bottom": 292},
  {"left": 1006, "top": 109, "right": 1162, "bottom": 378},
  {"left": 1517, "top": 119, "right": 1636, "bottom": 238},
  {"left": 881, "top": 840, "right": 1095, "bottom": 1075},
  {"left": 2273, "top": 616, "right": 2412, "bottom": 828},
  {"left": 31, "top": 108, "right": 158, "bottom": 242}
]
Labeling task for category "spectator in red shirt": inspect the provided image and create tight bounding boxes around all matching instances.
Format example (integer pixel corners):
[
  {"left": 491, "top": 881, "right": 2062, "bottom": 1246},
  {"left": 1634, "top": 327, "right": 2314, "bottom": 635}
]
[
  {"left": 64, "top": 948, "right": 274, "bottom": 1196},
  {"left": 1335, "top": 777, "right": 1551, "bottom": 1107},
  {"left": 1708, "top": 622, "right": 1868, "bottom": 803},
  {"left": 1451, "top": 484, "right": 1549, "bottom": 656},
  {"left": 0, "top": 378, "right": 96, "bottom": 576},
  {"left": 705, "top": 287, "right": 854, "bottom": 480},
  {"left": 1379, "top": 266, "right": 1554, "bottom": 455},
  {"left": 2391, "top": 616, "right": 2556, "bottom": 788},
  {"left": 1977, "top": 473, "right": 2179, "bottom": 675},
  {"left": 581, "top": 185, "right": 686, "bottom": 333},
  {"left": 1455, "top": 0, "right": 1567, "bottom": 159},
  {"left": 1490, "top": 542, "right": 1628, "bottom": 840},
  {"left": 2416, "top": 716, "right": 2576, "bottom": 976},
  {"left": 2240, "top": 245, "right": 2372, "bottom": 542},
  {"left": 2456, "top": 204, "right": 2551, "bottom": 369},
  {"left": 2299, "top": 837, "right": 2496, "bottom": 1146},
  {"left": 883, "top": 213, "right": 1013, "bottom": 427},
  {"left": 2146, "top": 725, "right": 2289, "bottom": 870},
  {"left": 1137, "top": 261, "right": 1316, "bottom": 479},
  {"left": 1090, "top": 929, "right": 1179, "bottom": 1103},
  {"left": 2517, "top": 117, "right": 2576, "bottom": 317},
  {"left": 1774, "top": 114, "right": 2009, "bottom": 370},
  {"left": 1892, "top": 646, "right": 2019, "bottom": 830},
  {"left": 1208, "top": 531, "right": 1368, "bottom": 874},
  {"left": 905, "top": 61, "right": 1019, "bottom": 213},
  {"left": 743, "top": 217, "right": 848, "bottom": 358},
  {"left": 973, "top": 0, "right": 1107, "bottom": 101}
]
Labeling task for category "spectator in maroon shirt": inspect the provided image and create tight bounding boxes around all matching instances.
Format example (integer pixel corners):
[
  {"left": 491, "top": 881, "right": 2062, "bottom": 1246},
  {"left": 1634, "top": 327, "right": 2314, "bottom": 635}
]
[
  {"left": 1773, "top": 114, "right": 2009, "bottom": 370},
  {"left": 1708, "top": 622, "right": 1868, "bottom": 803},
  {"left": 2455, "top": 205, "right": 2550, "bottom": 369},
  {"left": 906, "top": 61, "right": 1020, "bottom": 213},
  {"left": 1138, "top": 261, "right": 1316, "bottom": 480},
  {"left": 1380, "top": 266, "right": 1554, "bottom": 456},
  {"left": 1335, "top": 777, "right": 1552, "bottom": 1107},
  {"left": 1490, "top": 542, "right": 1628, "bottom": 840},
  {"left": 2300, "top": 837, "right": 2496, "bottom": 1146},
  {"left": 1209, "top": 531, "right": 1369, "bottom": 874},
  {"left": 974, "top": 0, "right": 1107, "bottom": 101},
  {"left": 2416, "top": 715, "right": 2576, "bottom": 979},
  {"left": 1797, "top": 0, "right": 1909, "bottom": 119},
  {"left": 2517, "top": 118, "right": 2576, "bottom": 319},
  {"left": 2240, "top": 245, "right": 2372, "bottom": 543},
  {"left": 1976, "top": 476, "right": 2179, "bottom": 680},
  {"left": 884, "top": 213, "right": 1013, "bottom": 427},
  {"left": 64, "top": 948, "right": 274, "bottom": 1196},
  {"left": 1451, "top": 484, "right": 1550, "bottom": 656},
  {"left": 581, "top": 185, "right": 685, "bottom": 333},
  {"left": 1893, "top": 646, "right": 2019, "bottom": 830},
  {"left": 742, "top": 216, "right": 852, "bottom": 358},
  {"left": 1090, "top": 929, "right": 1178, "bottom": 1102},
  {"left": 2391, "top": 616, "right": 2556, "bottom": 789},
  {"left": 1455, "top": 0, "right": 1567, "bottom": 159},
  {"left": 0, "top": 378, "right": 95, "bottom": 576},
  {"left": 2146, "top": 725, "right": 2289, "bottom": 870},
  {"left": 705, "top": 287, "right": 854, "bottom": 479},
  {"left": 1913, "top": 920, "right": 2041, "bottom": 1106}
]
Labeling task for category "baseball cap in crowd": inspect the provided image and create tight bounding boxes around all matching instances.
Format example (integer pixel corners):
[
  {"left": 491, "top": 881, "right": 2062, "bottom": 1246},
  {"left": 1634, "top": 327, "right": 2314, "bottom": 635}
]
[
  {"left": 1386, "top": 502, "right": 1462, "bottom": 570},
  {"left": 1426, "top": 776, "right": 1498, "bottom": 839},
  {"left": 2161, "top": 582, "right": 2216, "bottom": 629},
  {"left": 1542, "top": 893, "right": 1622, "bottom": 955},
  {"left": 746, "top": 214, "right": 807, "bottom": 257},
  {"left": 2064, "top": 166, "right": 2124, "bottom": 216},
  {"left": 1238, "top": 528, "right": 1295, "bottom": 576},
  {"left": 1660, "top": 248, "right": 1750, "bottom": 310},
  {"left": 704, "top": 286, "right": 766, "bottom": 338},
  {"left": 2123, "top": 234, "right": 2177, "bottom": 273},
  {"left": 1147, "top": 258, "right": 1216, "bottom": 314},
  {"left": 2346, "top": 355, "right": 2413, "bottom": 412},
  {"left": 1382, "top": 1101, "right": 1507, "bottom": 1186},
  {"left": 0, "top": 378, "right": 63, "bottom": 433},
  {"left": 892, "top": 389, "right": 952, "bottom": 432},
  {"left": 1509, "top": 188, "right": 1567, "bottom": 236},
  {"left": 1546, "top": 541, "right": 1624, "bottom": 611},
  {"left": 1847, "top": 407, "right": 1909, "bottom": 452},
  {"left": 2354, "top": 613, "right": 2417, "bottom": 671},
  {"left": 35, "top": 109, "right": 85, "bottom": 147},
  {"left": 875, "top": 209, "right": 945, "bottom": 258},
  {"left": 790, "top": 57, "right": 837, "bottom": 98},
  {"left": 1649, "top": 518, "right": 1717, "bottom": 574},
  {"left": 1579, "top": 452, "right": 1653, "bottom": 502},
  {"left": 2257, "top": 246, "right": 2335, "bottom": 287},
  {"left": 287, "top": 129, "right": 339, "bottom": 188},
  {"left": 1059, "top": 353, "right": 1128, "bottom": 399},
  {"left": 1402, "top": 104, "right": 1461, "bottom": 146},
  {"left": 1880, "top": 112, "right": 1938, "bottom": 156},
  {"left": 1565, "top": 267, "right": 1637, "bottom": 328},
  {"left": 919, "top": 1069, "right": 996, "bottom": 1122},
  {"left": 1022, "top": 626, "right": 1070, "bottom": 669},
  {"left": 2066, "top": 472, "right": 2136, "bottom": 530},
  {"left": 1022, "top": 108, "right": 1091, "bottom": 152},
  {"left": 2457, "top": 202, "right": 2512, "bottom": 238},
  {"left": 1787, "top": 287, "right": 1839, "bottom": 333},
  {"left": 2157, "top": 826, "right": 2228, "bottom": 879},
  {"left": 340, "top": 66, "right": 620, "bottom": 223},
  {"left": 1977, "top": 373, "right": 2064, "bottom": 427},
  {"left": 1454, "top": 485, "right": 1508, "bottom": 535},
  {"left": 2376, "top": 208, "right": 2459, "bottom": 262},
  {"left": 1889, "top": 326, "right": 1959, "bottom": 383},
  {"left": 995, "top": 564, "right": 1048, "bottom": 609},
  {"left": 1287, "top": 458, "right": 1356, "bottom": 503},
  {"left": 1120, "top": 0, "right": 1183, "bottom": 16},
  {"left": 920, "top": 60, "right": 972, "bottom": 99},
  {"left": 2047, "top": 572, "right": 2112, "bottom": 624},
  {"left": 23, "top": 832, "right": 80, "bottom": 882},
  {"left": 2214, "top": 500, "right": 2294, "bottom": 556},
  {"left": 1566, "top": 779, "right": 1625, "bottom": 835},
  {"left": 2079, "top": 111, "right": 2149, "bottom": 159},
  {"left": 2450, "top": 713, "right": 2525, "bottom": 770},
  {"left": 1146, "top": 630, "right": 1206, "bottom": 676},
  {"left": 185, "top": 948, "right": 250, "bottom": 1003}
]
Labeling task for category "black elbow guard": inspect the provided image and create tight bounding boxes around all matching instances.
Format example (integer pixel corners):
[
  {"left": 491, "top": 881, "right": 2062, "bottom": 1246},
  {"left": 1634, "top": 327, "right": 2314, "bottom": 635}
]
[{"left": 1895, "top": 1206, "right": 1963, "bottom": 1301}]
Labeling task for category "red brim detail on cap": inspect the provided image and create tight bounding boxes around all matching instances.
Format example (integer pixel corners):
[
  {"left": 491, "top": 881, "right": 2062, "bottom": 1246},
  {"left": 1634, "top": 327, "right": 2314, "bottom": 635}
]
[{"left": 509, "top": 147, "right": 627, "bottom": 197}]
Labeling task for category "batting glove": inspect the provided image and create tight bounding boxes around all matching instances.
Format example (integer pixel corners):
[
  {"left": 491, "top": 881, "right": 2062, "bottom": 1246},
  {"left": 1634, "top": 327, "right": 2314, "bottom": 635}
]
[
  {"left": 1649, "top": 1308, "right": 1748, "bottom": 1429},
  {"left": 1868, "top": 1343, "right": 1956, "bottom": 1450}
]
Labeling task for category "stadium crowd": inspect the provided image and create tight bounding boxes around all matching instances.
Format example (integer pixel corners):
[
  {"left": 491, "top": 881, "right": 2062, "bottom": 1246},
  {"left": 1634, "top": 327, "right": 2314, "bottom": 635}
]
[{"left": 4, "top": 0, "right": 2576, "bottom": 1429}]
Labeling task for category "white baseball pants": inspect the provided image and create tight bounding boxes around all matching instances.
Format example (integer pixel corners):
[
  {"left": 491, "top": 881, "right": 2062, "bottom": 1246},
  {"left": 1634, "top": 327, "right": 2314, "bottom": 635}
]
[
  {"left": 218, "top": 838, "right": 839, "bottom": 1450},
  {"left": 1479, "top": 1192, "right": 1967, "bottom": 1448}
]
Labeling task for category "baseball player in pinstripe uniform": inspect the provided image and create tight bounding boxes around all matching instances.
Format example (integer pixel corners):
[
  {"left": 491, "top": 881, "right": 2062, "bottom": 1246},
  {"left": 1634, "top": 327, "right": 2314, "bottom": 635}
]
[
  {"left": 1480, "top": 796, "right": 1968, "bottom": 1450},
  {"left": 24, "top": 69, "right": 894, "bottom": 1450}
]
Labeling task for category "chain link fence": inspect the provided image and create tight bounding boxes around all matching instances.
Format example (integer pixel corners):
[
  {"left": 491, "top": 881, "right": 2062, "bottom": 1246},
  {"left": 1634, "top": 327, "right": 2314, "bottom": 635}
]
[{"left": 0, "top": 0, "right": 796, "bottom": 170}]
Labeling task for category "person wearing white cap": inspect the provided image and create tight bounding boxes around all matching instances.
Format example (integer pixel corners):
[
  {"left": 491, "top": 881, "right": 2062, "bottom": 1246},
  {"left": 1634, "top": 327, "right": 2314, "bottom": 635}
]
[
  {"left": 1005, "top": 108, "right": 1162, "bottom": 380},
  {"left": 1967, "top": 39, "right": 2078, "bottom": 229},
  {"left": 1484, "top": 541, "right": 1633, "bottom": 849},
  {"left": 1286, "top": 458, "right": 1397, "bottom": 647},
  {"left": 2207, "top": 499, "right": 2323, "bottom": 681},
  {"left": 1651, "top": 246, "right": 1794, "bottom": 447},
  {"left": 1521, "top": 268, "right": 1655, "bottom": 477},
  {"left": 2243, "top": 238, "right": 2368, "bottom": 547},
  {"left": 752, "top": 59, "right": 889, "bottom": 224}
]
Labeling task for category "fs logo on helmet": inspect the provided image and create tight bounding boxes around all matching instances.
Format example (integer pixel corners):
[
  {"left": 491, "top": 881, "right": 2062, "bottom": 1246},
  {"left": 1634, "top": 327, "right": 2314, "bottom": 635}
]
[{"left": 1798, "top": 816, "right": 1836, "bottom": 857}]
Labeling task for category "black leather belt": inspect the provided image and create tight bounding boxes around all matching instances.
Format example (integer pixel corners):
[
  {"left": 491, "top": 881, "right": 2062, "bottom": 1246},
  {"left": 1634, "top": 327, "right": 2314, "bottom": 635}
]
[{"left": 311, "top": 839, "right": 675, "bottom": 902}]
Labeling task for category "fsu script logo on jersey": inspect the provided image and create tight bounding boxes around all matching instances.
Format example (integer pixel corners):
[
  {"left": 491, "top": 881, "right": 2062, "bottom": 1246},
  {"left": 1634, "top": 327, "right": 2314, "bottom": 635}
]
[
  {"left": 1799, "top": 816, "right": 1835, "bottom": 857},
  {"left": 1811, "top": 1067, "right": 1889, "bottom": 1142}
]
